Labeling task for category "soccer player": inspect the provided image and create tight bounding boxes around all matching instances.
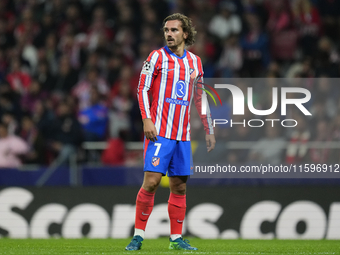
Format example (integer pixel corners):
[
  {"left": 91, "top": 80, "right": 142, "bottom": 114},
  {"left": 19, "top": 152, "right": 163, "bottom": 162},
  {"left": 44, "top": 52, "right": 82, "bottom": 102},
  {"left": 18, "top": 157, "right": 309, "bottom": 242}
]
[{"left": 125, "top": 13, "right": 215, "bottom": 251}]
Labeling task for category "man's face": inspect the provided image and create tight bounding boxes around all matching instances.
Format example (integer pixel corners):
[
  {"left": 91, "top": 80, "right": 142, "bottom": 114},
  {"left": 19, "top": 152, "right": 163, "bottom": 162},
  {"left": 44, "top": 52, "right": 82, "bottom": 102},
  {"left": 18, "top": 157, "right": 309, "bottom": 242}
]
[{"left": 163, "top": 20, "right": 187, "bottom": 49}]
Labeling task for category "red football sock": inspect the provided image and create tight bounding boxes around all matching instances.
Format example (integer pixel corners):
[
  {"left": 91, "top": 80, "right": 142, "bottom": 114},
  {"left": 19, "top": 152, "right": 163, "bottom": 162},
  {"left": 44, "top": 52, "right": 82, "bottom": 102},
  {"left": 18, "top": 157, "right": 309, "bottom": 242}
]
[
  {"left": 168, "top": 193, "right": 186, "bottom": 235},
  {"left": 135, "top": 187, "right": 155, "bottom": 231}
]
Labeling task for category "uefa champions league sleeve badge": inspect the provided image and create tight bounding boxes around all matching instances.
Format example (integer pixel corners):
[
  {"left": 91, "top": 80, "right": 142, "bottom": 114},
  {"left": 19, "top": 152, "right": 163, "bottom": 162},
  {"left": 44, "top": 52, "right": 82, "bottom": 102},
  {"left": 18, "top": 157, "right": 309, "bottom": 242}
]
[{"left": 141, "top": 61, "right": 153, "bottom": 76}]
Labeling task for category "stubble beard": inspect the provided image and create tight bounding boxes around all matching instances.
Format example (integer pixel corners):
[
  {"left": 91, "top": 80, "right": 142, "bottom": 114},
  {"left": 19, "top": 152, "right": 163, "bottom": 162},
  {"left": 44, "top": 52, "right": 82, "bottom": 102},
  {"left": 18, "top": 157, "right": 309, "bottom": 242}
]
[
  {"left": 167, "top": 40, "right": 178, "bottom": 50},
  {"left": 167, "top": 37, "right": 184, "bottom": 50}
]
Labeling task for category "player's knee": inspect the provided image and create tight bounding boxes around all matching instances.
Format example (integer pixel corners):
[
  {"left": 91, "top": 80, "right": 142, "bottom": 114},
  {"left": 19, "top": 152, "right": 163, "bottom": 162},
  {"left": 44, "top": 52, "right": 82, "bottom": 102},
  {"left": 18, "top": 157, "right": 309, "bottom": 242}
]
[
  {"left": 171, "top": 183, "right": 186, "bottom": 195},
  {"left": 143, "top": 179, "right": 160, "bottom": 192}
]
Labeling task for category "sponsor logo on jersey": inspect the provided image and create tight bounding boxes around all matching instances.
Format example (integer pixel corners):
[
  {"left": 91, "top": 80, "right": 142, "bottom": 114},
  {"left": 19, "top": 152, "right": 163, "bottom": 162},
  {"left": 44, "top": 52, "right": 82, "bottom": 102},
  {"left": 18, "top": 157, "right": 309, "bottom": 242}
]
[
  {"left": 175, "top": 80, "right": 186, "bottom": 98},
  {"left": 165, "top": 98, "right": 189, "bottom": 106}
]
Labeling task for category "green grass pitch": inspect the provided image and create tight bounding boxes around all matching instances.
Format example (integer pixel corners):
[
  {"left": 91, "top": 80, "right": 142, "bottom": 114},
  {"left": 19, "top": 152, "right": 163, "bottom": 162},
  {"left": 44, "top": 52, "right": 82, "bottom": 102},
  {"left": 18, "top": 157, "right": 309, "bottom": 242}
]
[{"left": 0, "top": 238, "right": 339, "bottom": 255}]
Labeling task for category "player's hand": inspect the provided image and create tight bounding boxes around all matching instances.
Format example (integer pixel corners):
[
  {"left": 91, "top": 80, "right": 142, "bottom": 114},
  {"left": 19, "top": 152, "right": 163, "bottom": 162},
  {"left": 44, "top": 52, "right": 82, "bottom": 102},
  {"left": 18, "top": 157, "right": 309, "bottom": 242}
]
[
  {"left": 143, "top": 118, "right": 158, "bottom": 142},
  {"left": 206, "top": 134, "right": 216, "bottom": 153}
]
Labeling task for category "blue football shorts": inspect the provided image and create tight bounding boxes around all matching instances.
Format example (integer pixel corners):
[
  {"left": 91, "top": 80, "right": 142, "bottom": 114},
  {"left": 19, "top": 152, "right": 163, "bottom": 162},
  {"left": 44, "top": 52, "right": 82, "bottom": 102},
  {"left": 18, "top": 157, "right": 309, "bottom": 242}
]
[{"left": 143, "top": 136, "right": 193, "bottom": 176}]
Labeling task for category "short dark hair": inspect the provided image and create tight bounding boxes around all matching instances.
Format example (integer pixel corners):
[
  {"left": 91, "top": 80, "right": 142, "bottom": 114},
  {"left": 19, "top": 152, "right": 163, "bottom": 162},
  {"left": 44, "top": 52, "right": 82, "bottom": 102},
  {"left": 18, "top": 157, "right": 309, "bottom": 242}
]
[{"left": 163, "top": 13, "right": 197, "bottom": 46}]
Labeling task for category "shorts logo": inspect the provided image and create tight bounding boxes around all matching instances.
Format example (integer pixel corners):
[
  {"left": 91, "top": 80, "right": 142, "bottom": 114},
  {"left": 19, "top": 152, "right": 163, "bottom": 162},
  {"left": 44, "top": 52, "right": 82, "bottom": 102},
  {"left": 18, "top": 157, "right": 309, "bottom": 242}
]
[
  {"left": 175, "top": 80, "right": 186, "bottom": 98},
  {"left": 152, "top": 157, "right": 160, "bottom": 167}
]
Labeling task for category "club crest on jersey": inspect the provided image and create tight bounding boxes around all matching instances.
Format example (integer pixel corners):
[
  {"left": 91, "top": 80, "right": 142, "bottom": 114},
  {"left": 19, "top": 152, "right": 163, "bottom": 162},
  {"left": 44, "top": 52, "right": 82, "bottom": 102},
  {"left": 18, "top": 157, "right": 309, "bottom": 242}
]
[
  {"left": 190, "top": 68, "right": 197, "bottom": 79},
  {"left": 175, "top": 80, "right": 186, "bottom": 98},
  {"left": 152, "top": 157, "right": 160, "bottom": 167}
]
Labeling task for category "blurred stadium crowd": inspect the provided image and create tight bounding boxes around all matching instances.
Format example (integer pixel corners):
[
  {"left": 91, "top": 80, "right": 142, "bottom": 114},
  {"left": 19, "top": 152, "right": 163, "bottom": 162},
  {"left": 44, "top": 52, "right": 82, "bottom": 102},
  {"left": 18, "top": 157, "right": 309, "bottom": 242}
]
[{"left": 0, "top": 0, "right": 340, "bottom": 168}]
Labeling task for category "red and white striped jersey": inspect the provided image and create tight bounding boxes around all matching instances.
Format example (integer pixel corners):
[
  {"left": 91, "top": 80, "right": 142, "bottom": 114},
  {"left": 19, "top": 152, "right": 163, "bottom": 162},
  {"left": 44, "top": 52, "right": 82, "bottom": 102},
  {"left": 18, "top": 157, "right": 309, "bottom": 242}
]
[{"left": 137, "top": 45, "right": 214, "bottom": 141}]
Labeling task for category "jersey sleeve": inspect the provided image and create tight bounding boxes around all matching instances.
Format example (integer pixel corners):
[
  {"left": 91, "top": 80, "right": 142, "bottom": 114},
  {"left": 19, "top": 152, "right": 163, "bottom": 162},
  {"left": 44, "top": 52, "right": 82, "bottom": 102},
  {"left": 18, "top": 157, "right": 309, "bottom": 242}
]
[
  {"left": 194, "top": 57, "right": 214, "bottom": 135},
  {"left": 137, "top": 50, "right": 160, "bottom": 119}
]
